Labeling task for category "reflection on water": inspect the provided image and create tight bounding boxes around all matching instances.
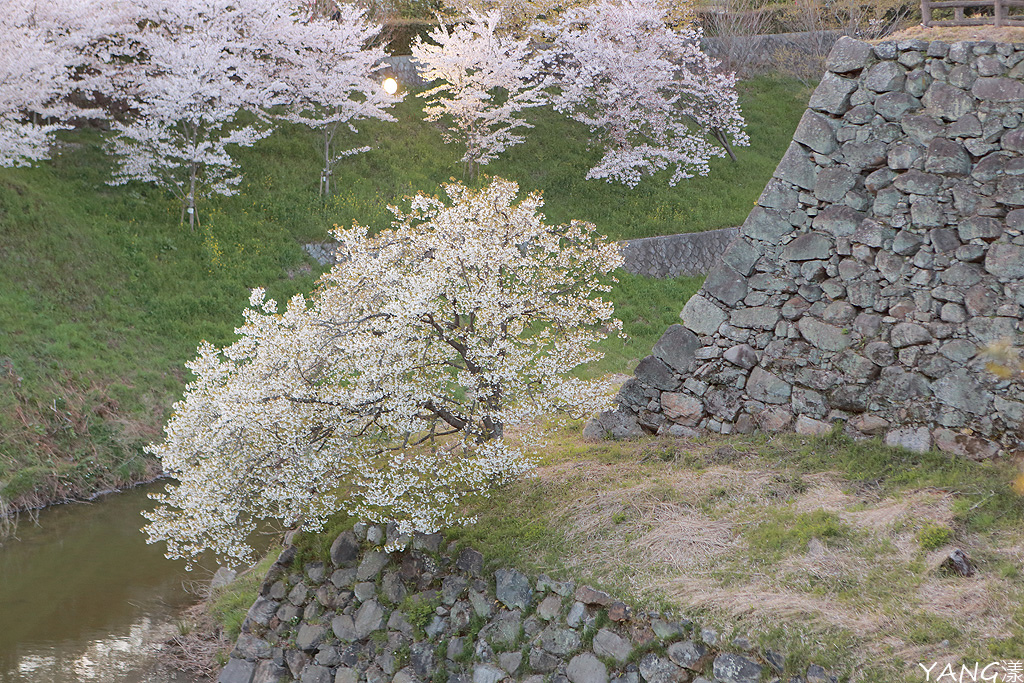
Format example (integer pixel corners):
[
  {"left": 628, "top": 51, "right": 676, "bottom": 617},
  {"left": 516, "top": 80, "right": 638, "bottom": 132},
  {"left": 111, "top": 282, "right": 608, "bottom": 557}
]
[{"left": 0, "top": 485, "right": 202, "bottom": 683}]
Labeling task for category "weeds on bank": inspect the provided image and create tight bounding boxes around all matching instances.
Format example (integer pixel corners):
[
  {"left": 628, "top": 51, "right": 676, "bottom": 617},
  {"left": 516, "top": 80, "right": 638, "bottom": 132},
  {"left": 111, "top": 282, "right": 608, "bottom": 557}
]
[{"left": 209, "top": 554, "right": 280, "bottom": 640}]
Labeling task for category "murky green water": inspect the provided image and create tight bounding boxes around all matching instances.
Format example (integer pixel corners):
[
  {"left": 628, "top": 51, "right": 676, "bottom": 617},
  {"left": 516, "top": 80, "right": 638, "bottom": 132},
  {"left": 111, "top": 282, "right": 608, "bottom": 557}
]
[{"left": 0, "top": 485, "right": 204, "bottom": 683}]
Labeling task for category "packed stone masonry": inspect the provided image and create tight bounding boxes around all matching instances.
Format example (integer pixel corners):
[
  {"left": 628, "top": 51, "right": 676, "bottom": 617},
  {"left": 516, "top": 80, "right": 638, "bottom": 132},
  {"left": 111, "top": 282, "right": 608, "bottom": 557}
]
[
  {"left": 307, "top": 226, "right": 739, "bottom": 281},
  {"left": 218, "top": 522, "right": 843, "bottom": 683},
  {"left": 588, "top": 37, "right": 1024, "bottom": 458}
]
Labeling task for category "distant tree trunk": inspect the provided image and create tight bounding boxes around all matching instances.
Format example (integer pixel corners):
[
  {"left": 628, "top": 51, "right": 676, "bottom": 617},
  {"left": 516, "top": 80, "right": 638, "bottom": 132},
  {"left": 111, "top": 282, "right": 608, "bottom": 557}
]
[{"left": 188, "top": 165, "right": 197, "bottom": 231}]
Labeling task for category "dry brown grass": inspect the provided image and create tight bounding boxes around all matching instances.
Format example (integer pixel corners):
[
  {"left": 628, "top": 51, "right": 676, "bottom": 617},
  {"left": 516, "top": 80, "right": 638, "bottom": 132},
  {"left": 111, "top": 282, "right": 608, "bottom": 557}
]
[
  {"left": 521, "top": 438, "right": 1024, "bottom": 679},
  {"left": 885, "top": 24, "right": 1024, "bottom": 42}
]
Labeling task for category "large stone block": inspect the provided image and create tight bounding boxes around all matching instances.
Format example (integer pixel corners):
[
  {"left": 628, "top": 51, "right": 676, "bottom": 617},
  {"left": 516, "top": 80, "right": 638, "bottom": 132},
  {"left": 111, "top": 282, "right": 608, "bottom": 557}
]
[
  {"left": 893, "top": 170, "right": 942, "bottom": 195},
  {"left": 1003, "top": 128, "right": 1024, "bottom": 153},
  {"left": 875, "top": 91, "right": 920, "bottom": 121},
  {"left": 885, "top": 426, "right": 932, "bottom": 453},
  {"left": 653, "top": 324, "right": 701, "bottom": 374},
  {"left": 814, "top": 166, "right": 858, "bottom": 203},
  {"left": 746, "top": 367, "right": 791, "bottom": 404},
  {"left": 798, "top": 317, "right": 852, "bottom": 352},
  {"left": 826, "top": 36, "right": 874, "bottom": 73},
  {"left": 722, "top": 238, "right": 762, "bottom": 276},
  {"left": 925, "top": 139, "right": 971, "bottom": 176},
  {"left": 865, "top": 59, "right": 905, "bottom": 92},
  {"left": 996, "top": 177, "right": 1024, "bottom": 206},
  {"left": 661, "top": 393, "right": 703, "bottom": 426},
  {"left": 713, "top": 653, "right": 763, "bottom": 683},
  {"left": 841, "top": 140, "right": 888, "bottom": 170},
  {"left": 812, "top": 205, "right": 864, "bottom": 237},
  {"left": 585, "top": 408, "right": 643, "bottom": 440},
  {"left": 731, "top": 307, "right": 780, "bottom": 330},
  {"left": 933, "top": 428, "right": 999, "bottom": 460},
  {"left": 972, "top": 77, "right": 1024, "bottom": 101},
  {"left": 985, "top": 244, "right": 1024, "bottom": 279},
  {"left": 634, "top": 356, "right": 681, "bottom": 392},
  {"left": 891, "top": 322, "right": 932, "bottom": 348},
  {"left": 782, "top": 232, "right": 834, "bottom": 261},
  {"left": 922, "top": 82, "right": 974, "bottom": 120},
  {"left": 592, "top": 629, "right": 632, "bottom": 663},
  {"left": 742, "top": 206, "right": 794, "bottom": 242},
  {"left": 958, "top": 216, "right": 1003, "bottom": 242},
  {"left": 808, "top": 72, "right": 857, "bottom": 115},
  {"left": 681, "top": 294, "right": 727, "bottom": 336},
  {"left": 934, "top": 370, "right": 993, "bottom": 416},
  {"left": 566, "top": 654, "right": 607, "bottom": 683},
  {"left": 793, "top": 110, "right": 837, "bottom": 154},
  {"left": 703, "top": 262, "right": 747, "bottom": 307},
  {"left": 219, "top": 658, "right": 257, "bottom": 683},
  {"left": 723, "top": 344, "right": 758, "bottom": 369},
  {"left": 758, "top": 178, "right": 799, "bottom": 210},
  {"left": 773, "top": 142, "right": 818, "bottom": 190}
]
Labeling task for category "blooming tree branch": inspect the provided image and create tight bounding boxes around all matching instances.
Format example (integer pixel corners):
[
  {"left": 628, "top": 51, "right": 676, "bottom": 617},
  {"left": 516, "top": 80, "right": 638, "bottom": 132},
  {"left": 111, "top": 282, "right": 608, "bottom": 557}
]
[
  {"left": 143, "top": 178, "right": 623, "bottom": 566},
  {"left": 0, "top": 1, "right": 97, "bottom": 167},
  {"left": 270, "top": 2, "right": 401, "bottom": 196},
  {"left": 104, "top": 0, "right": 291, "bottom": 229},
  {"left": 538, "top": 0, "right": 749, "bottom": 187},
  {"left": 412, "top": 9, "right": 544, "bottom": 177}
]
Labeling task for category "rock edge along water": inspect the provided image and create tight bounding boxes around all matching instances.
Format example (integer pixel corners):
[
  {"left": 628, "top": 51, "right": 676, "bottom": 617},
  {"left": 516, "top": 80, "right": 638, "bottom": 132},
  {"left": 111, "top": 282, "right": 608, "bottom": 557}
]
[
  {"left": 218, "top": 522, "right": 842, "bottom": 683},
  {"left": 592, "top": 37, "right": 1024, "bottom": 458}
]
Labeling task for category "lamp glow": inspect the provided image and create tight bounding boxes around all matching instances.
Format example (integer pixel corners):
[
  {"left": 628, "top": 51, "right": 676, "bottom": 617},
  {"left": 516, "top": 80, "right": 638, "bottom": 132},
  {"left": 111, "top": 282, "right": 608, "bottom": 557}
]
[{"left": 382, "top": 77, "right": 398, "bottom": 95}]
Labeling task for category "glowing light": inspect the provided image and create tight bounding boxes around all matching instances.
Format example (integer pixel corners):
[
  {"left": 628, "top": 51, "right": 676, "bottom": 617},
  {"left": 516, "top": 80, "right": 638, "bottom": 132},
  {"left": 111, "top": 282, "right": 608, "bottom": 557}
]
[{"left": 382, "top": 77, "right": 398, "bottom": 95}]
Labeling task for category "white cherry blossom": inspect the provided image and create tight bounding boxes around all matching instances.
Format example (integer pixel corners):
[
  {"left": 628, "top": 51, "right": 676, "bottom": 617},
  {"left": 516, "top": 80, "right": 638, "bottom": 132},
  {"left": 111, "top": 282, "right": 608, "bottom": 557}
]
[
  {"left": 538, "top": 0, "right": 749, "bottom": 187},
  {"left": 412, "top": 9, "right": 544, "bottom": 176},
  {"left": 143, "top": 178, "right": 623, "bottom": 567}
]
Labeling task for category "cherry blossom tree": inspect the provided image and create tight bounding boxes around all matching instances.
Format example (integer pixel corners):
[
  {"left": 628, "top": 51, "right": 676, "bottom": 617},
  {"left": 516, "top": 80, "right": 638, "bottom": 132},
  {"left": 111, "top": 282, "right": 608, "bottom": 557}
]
[
  {"left": 0, "top": 19, "right": 67, "bottom": 167},
  {"left": 0, "top": 0, "right": 152, "bottom": 167},
  {"left": 105, "top": 0, "right": 288, "bottom": 229},
  {"left": 143, "top": 178, "right": 623, "bottom": 566},
  {"left": 412, "top": 9, "right": 544, "bottom": 176},
  {"left": 539, "top": 0, "right": 749, "bottom": 187},
  {"left": 270, "top": 2, "right": 401, "bottom": 196}
]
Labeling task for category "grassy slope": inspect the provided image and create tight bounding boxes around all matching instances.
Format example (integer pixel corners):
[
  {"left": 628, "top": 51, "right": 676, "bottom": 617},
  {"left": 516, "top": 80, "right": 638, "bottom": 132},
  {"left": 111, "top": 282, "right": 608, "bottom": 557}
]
[
  {"left": 322, "top": 75, "right": 809, "bottom": 239},
  {"left": 0, "top": 76, "right": 810, "bottom": 509}
]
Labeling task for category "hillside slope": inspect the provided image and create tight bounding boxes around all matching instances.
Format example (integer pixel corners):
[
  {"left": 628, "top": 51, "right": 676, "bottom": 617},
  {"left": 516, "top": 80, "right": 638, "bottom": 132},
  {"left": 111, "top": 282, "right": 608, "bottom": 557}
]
[{"left": 0, "top": 77, "right": 808, "bottom": 511}]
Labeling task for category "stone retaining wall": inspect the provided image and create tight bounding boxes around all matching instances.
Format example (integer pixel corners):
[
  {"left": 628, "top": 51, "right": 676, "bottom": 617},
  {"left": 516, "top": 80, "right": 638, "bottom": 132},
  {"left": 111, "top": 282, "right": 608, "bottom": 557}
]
[
  {"left": 307, "top": 227, "right": 737, "bottom": 281},
  {"left": 381, "top": 56, "right": 428, "bottom": 89},
  {"left": 218, "top": 523, "right": 843, "bottom": 683},
  {"left": 619, "top": 228, "right": 737, "bottom": 278},
  {"left": 700, "top": 31, "right": 842, "bottom": 73},
  {"left": 591, "top": 37, "right": 1024, "bottom": 458}
]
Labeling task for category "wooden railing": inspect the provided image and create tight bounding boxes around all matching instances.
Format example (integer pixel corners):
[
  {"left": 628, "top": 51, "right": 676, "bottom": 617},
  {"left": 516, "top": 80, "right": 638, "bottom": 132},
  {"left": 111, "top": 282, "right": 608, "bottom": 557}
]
[{"left": 921, "top": 0, "right": 1024, "bottom": 26}]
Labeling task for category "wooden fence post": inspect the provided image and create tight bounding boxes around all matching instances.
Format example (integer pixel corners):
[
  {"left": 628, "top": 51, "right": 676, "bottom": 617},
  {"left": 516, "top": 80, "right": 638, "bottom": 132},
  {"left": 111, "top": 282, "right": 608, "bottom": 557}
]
[
  {"left": 922, "top": 0, "right": 932, "bottom": 26},
  {"left": 995, "top": 0, "right": 1004, "bottom": 26}
]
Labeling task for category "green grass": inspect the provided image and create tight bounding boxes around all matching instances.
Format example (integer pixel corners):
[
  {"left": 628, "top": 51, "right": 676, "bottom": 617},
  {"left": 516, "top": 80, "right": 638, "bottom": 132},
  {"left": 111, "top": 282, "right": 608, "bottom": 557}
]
[
  {"left": 315, "top": 76, "right": 810, "bottom": 240},
  {"left": 742, "top": 509, "right": 852, "bottom": 563},
  {"left": 583, "top": 272, "right": 706, "bottom": 379},
  {"left": 208, "top": 553, "right": 279, "bottom": 639},
  {"left": 0, "top": 76, "right": 808, "bottom": 509}
]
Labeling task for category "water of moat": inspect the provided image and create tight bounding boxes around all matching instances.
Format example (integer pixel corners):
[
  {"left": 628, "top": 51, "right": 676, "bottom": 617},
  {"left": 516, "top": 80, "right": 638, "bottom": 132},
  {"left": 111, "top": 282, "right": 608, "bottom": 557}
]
[{"left": 0, "top": 483, "right": 249, "bottom": 683}]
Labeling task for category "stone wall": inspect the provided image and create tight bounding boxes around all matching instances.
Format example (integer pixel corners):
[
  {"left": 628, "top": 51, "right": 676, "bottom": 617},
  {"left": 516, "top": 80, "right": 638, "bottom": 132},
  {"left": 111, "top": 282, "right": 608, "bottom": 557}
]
[
  {"left": 217, "top": 523, "right": 844, "bottom": 683},
  {"left": 307, "top": 227, "right": 737, "bottom": 281},
  {"left": 619, "top": 228, "right": 737, "bottom": 279},
  {"left": 699, "top": 31, "right": 842, "bottom": 74},
  {"left": 381, "top": 56, "right": 428, "bottom": 88},
  {"left": 591, "top": 37, "right": 1024, "bottom": 458}
]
